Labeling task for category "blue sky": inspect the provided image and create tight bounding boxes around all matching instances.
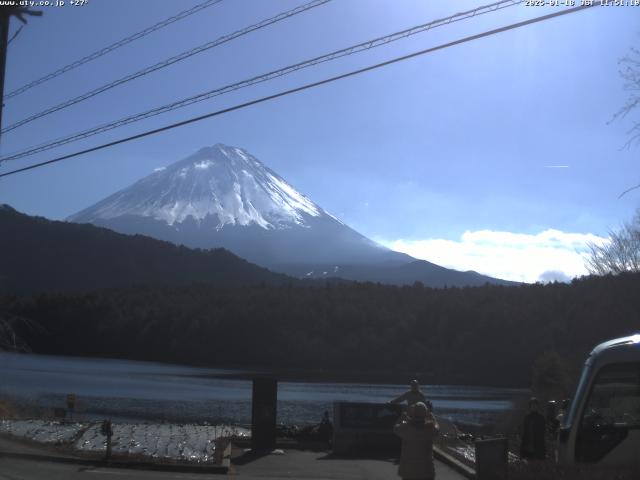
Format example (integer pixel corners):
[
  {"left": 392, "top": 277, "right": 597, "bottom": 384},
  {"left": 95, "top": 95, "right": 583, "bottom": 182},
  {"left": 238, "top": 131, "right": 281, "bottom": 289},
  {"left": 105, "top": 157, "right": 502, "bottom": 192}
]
[{"left": 0, "top": 0, "right": 638, "bottom": 282}]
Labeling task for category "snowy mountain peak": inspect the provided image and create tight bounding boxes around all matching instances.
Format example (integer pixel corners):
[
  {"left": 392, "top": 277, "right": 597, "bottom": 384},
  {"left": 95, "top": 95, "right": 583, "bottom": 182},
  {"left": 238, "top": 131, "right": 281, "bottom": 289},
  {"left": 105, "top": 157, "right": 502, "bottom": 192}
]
[
  {"left": 70, "top": 144, "right": 330, "bottom": 229},
  {"left": 65, "top": 144, "right": 511, "bottom": 287}
]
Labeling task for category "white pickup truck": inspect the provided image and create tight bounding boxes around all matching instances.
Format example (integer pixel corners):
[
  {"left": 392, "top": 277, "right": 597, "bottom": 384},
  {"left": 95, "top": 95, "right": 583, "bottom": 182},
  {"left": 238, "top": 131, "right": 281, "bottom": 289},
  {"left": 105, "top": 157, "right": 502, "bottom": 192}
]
[{"left": 556, "top": 334, "right": 640, "bottom": 468}]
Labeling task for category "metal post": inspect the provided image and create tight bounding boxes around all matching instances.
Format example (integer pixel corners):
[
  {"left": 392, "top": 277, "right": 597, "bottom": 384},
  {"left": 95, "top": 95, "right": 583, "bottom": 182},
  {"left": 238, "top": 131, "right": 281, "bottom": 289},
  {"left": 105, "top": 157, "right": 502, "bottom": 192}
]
[{"left": 251, "top": 377, "right": 277, "bottom": 451}]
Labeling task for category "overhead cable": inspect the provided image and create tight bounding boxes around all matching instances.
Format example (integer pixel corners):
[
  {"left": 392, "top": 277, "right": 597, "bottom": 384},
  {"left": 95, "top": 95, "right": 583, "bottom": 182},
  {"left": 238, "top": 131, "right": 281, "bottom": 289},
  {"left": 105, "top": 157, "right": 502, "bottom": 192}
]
[
  {"left": 0, "top": 0, "right": 523, "bottom": 159},
  {"left": 1, "top": 0, "right": 332, "bottom": 135},
  {"left": 3, "top": 0, "right": 225, "bottom": 100},
  {"left": 0, "top": 2, "right": 600, "bottom": 179}
]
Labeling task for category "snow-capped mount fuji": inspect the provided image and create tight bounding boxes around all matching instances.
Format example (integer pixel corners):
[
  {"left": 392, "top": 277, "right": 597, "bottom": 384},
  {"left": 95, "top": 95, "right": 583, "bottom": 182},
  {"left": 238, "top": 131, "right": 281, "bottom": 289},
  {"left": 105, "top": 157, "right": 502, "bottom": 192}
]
[
  {"left": 69, "top": 144, "right": 514, "bottom": 287},
  {"left": 69, "top": 144, "right": 410, "bottom": 269},
  {"left": 73, "top": 144, "right": 337, "bottom": 232}
]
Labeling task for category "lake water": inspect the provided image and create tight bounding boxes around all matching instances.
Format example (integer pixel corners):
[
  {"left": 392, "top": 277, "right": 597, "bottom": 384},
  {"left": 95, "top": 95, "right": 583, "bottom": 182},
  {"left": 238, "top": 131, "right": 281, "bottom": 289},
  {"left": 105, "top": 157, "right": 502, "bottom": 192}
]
[{"left": 0, "top": 352, "right": 526, "bottom": 427}]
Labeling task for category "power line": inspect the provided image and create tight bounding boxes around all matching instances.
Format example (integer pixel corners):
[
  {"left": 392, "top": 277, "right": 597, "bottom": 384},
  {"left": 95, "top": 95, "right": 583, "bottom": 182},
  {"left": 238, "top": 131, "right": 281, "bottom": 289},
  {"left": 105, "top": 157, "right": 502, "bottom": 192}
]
[
  {"left": 3, "top": 0, "right": 224, "bottom": 101},
  {"left": 7, "top": 25, "right": 23, "bottom": 45},
  {"left": 1, "top": 0, "right": 332, "bottom": 135},
  {"left": 0, "top": 0, "right": 523, "bottom": 161},
  {"left": 0, "top": 2, "right": 599, "bottom": 180}
]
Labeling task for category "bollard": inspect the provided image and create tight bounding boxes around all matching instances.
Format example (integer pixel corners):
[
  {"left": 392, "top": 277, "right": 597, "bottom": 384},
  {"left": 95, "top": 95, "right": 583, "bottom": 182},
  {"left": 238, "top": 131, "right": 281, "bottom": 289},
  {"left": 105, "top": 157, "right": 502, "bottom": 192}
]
[
  {"left": 66, "top": 393, "right": 76, "bottom": 421},
  {"left": 251, "top": 377, "right": 277, "bottom": 451},
  {"left": 475, "top": 437, "right": 508, "bottom": 480}
]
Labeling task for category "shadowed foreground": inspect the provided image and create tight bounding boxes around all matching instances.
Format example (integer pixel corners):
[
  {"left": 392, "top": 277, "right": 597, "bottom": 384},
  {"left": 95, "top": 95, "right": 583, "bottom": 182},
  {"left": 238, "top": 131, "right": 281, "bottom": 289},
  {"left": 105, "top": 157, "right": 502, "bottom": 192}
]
[{"left": 0, "top": 435, "right": 467, "bottom": 479}]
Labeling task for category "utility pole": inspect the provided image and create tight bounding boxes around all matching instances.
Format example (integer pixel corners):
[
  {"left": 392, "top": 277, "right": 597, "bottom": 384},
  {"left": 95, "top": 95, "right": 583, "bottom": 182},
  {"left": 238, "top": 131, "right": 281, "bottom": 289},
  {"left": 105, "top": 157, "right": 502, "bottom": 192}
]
[
  {"left": 0, "top": 6, "right": 42, "bottom": 141},
  {"left": 0, "top": 8, "right": 12, "bottom": 136}
]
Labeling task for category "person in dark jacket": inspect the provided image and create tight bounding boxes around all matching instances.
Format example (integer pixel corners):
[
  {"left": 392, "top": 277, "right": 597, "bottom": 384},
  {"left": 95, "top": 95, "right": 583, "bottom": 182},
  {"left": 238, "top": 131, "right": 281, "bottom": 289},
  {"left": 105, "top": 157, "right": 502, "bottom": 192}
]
[
  {"left": 520, "top": 397, "right": 546, "bottom": 460},
  {"left": 318, "top": 410, "right": 333, "bottom": 445},
  {"left": 391, "top": 380, "right": 428, "bottom": 407}
]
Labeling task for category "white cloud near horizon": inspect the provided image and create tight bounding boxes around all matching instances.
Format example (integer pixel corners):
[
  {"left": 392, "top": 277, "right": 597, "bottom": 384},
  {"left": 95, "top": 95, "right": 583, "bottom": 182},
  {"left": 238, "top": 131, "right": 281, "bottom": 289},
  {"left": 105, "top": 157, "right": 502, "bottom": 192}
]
[{"left": 379, "top": 229, "right": 608, "bottom": 283}]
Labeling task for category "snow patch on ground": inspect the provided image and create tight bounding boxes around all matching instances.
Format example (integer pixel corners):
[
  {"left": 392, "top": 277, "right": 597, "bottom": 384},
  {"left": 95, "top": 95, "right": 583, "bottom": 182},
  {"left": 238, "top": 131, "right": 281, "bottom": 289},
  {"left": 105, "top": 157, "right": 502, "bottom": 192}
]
[
  {"left": 0, "top": 420, "right": 249, "bottom": 463},
  {"left": 0, "top": 419, "right": 86, "bottom": 444}
]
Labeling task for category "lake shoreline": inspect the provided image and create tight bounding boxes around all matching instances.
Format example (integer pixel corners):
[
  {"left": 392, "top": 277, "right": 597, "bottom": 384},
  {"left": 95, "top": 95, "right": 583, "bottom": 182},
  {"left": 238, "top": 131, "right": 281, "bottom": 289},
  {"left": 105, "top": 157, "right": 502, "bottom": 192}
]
[
  {"left": 1, "top": 351, "right": 526, "bottom": 428},
  {"left": 5, "top": 350, "right": 531, "bottom": 389}
]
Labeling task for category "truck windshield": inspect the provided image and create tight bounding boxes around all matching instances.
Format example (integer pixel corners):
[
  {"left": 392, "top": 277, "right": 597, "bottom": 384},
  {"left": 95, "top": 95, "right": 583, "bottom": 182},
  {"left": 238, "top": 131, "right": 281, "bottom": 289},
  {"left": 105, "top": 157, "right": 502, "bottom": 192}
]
[{"left": 580, "top": 362, "right": 640, "bottom": 429}]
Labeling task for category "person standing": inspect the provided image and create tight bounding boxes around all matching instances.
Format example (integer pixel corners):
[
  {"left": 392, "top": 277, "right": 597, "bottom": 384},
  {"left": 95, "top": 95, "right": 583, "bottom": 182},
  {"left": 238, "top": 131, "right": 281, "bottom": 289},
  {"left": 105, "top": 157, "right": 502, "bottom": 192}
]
[
  {"left": 317, "top": 410, "right": 333, "bottom": 446},
  {"left": 391, "top": 380, "right": 430, "bottom": 409},
  {"left": 393, "top": 402, "right": 439, "bottom": 480},
  {"left": 520, "top": 397, "right": 546, "bottom": 460}
]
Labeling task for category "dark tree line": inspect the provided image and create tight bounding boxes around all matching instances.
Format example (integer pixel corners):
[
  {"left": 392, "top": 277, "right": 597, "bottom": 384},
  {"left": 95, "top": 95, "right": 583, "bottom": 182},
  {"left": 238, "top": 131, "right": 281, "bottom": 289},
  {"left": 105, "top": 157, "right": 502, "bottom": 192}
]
[
  {"left": 3, "top": 272, "right": 639, "bottom": 389},
  {"left": 0, "top": 205, "right": 294, "bottom": 293}
]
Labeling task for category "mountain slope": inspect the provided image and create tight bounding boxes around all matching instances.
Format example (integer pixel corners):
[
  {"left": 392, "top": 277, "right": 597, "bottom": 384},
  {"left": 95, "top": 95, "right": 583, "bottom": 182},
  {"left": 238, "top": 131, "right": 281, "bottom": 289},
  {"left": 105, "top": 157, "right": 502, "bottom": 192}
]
[
  {"left": 0, "top": 205, "right": 294, "bottom": 293},
  {"left": 68, "top": 144, "right": 515, "bottom": 287},
  {"left": 69, "top": 144, "right": 411, "bottom": 268},
  {"left": 283, "top": 260, "right": 514, "bottom": 287}
]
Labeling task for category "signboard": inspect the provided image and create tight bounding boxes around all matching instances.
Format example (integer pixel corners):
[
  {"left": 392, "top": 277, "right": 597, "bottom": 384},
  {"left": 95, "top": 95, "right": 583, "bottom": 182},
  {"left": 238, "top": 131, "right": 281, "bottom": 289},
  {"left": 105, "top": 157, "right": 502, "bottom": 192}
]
[
  {"left": 333, "top": 402, "right": 402, "bottom": 455},
  {"left": 337, "top": 402, "right": 401, "bottom": 430}
]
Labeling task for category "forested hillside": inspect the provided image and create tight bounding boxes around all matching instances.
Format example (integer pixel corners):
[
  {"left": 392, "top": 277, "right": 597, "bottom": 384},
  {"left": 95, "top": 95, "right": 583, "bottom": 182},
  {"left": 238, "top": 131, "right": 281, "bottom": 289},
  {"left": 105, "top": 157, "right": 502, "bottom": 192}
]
[
  {"left": 0, "top": 205, "right": 293, "bottom": 291},
  {"left": 4, "top": 272, "right": 639, "bottom": 388}
]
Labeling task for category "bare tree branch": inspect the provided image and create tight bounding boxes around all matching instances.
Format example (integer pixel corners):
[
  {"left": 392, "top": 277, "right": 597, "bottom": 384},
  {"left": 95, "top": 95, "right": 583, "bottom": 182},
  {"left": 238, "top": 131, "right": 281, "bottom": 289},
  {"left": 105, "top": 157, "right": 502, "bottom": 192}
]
[
  {"left": 618, "top": 183, "right": 640, "bottom": 199},
  {"left": 611, "top": 46, "right": 640, "bottom": 194},
  {"left": 0, "top": 309, "right": 42, "bottom": 352},
  {"left": 586, "top": 209, "right": 640, "bottom": 275}
]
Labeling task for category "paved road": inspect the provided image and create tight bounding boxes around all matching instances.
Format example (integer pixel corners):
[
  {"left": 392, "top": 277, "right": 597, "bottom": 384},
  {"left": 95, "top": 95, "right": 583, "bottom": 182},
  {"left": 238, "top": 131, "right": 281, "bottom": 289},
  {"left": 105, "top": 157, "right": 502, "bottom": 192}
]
[
  {"left": 229, "top": 448, "right": 467, "bottom": 479},
  {"left": 0, "top": 452, "right": 467, "bottom": 480},
  {"left": 0, "top": 435, "right": 468, "bottom": 480},
  {"left": 0, "top": 458, "right": 200, "bottom": 479}
]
